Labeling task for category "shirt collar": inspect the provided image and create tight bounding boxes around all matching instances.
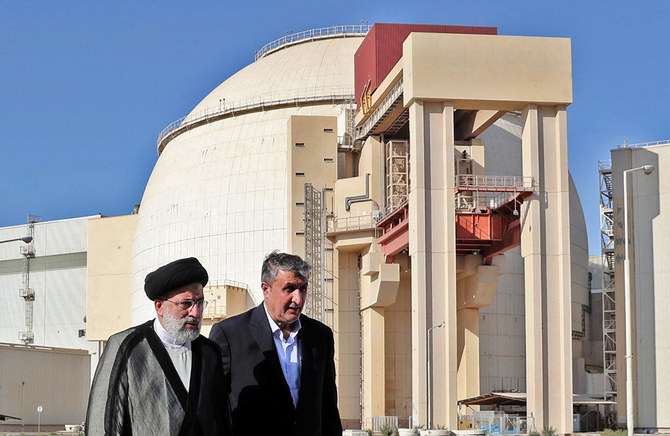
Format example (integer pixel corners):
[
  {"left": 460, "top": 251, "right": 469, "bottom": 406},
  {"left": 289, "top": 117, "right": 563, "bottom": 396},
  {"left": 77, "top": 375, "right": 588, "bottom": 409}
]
[
  {"left": 263, "top": 303, "right": 301, "bottom": 340},
  {"left": 153, "top": 318, "right": 188, "bottom": 349}
]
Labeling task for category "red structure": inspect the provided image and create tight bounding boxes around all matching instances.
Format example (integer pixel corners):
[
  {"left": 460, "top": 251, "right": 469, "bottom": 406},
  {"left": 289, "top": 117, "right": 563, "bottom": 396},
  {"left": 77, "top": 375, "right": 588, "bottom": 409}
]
[
  {"left": 354, "top": 23, "right": 497, "bottom": 108},
  {"left": 377, "top": 177, "right": 535, "bottom": 264}
]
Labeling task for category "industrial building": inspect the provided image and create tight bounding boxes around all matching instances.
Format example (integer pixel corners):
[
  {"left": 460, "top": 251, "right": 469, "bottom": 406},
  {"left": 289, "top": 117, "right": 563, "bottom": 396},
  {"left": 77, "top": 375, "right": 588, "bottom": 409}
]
[
  {"left": 0, "top": 23, "right": 620, "bottom": 433},
  {"left": 0, "top": 216, "right": 97, "bottom": 429},
  {"left": 599, "top": 140, "right": 670, "bottom": 431},
  {"left": 86, "top": 23, "right": 600, "bottom": 434}
]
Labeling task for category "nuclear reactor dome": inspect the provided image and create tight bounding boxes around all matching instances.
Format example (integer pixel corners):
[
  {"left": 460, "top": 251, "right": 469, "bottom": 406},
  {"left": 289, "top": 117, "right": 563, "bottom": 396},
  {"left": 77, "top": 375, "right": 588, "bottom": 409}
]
[{"left": 131, "top": 30, "right": 367, "bottom": 322}]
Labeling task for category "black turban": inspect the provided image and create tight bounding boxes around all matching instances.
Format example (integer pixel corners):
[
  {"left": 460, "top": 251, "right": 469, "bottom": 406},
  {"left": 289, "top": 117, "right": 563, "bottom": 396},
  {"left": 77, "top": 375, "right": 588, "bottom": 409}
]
[{"left": 144, "top": 257, "right": 209, "bottom": 300}]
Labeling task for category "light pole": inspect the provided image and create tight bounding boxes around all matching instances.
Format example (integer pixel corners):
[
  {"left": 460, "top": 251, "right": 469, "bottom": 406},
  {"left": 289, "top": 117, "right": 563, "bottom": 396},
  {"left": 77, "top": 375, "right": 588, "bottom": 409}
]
[
  {"left": 0, "top": 236, "right": 32, "bottom": 244},
  {"left": 427, "top": 321, "right": 444, "bottom": 430},
  {"left": 623, "top": 164, "right": 654, "bottom": 436}
]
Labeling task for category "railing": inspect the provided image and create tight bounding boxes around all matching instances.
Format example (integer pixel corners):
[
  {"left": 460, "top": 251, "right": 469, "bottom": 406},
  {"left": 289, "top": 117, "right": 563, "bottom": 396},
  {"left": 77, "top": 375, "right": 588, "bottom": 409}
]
[
  {"left": 598, "top": 159, "right": 611, "bottom": 171},
  {"left": 255, "top": 25, "right": 372, "bottom": 61},
  {"left": 617, "top": 139, "right": 670, "bottom": 149},
  {"left": 328, "top": 215, "right": 377, "bottom": 232},
  {"left": 455, "top": 175, "right": 536, "bottom": 191},
  {"left": 207, "top": 278, "right": 249, "bottom": 290},
  {"left": 363, "top": 416, "right": 399, "bottom": 433},
  {"left": 456, "top": 190, "right": 521, "bottom": 212},
  {"left": 460, "top": 412, "right": 532, "bottom": 434},
  {"left": 157, "top": 89, "right": 354, "bottom": 151},
  {"left": 355, "top": 77, "right": 404, "bottom": 139}
]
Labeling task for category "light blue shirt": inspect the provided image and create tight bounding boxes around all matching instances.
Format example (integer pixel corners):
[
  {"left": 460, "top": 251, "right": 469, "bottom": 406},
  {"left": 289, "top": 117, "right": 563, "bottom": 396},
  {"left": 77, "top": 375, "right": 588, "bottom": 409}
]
[{"left": 264, "top": 304, "right": 301, "bottom": 407}]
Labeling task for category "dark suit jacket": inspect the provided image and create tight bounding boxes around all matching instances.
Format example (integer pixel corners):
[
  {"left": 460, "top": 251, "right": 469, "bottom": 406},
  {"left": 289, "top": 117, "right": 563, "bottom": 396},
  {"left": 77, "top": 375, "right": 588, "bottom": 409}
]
[{"left": 209, "top": 303, "right": 342, "bottom": 436}]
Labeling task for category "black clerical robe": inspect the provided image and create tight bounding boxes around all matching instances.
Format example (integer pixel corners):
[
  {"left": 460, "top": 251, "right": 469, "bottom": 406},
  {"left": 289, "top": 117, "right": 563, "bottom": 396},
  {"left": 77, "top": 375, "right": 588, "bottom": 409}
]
[{"left": 85, "top": 320, "right": 229, "bottom": 436}]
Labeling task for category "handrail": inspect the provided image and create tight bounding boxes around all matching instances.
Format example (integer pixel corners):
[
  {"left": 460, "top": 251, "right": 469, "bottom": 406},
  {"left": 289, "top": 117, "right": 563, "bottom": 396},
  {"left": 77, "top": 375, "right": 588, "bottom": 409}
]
[
  {"left": 329, "top": 215, "right": 377, "bottom": 233},
  {"left": 455, "top": 175, "right": 537, "bottom": 191},
  {"left": 255, "top": 25, "right": 372, "bottom": 61},
  {"left": 157, "top": 89, "right": 354, "bottom": 153},
  {"left": 617, "top": 139, "right": 670, "bottom": 149},
  {"left": 355, "top": 78, "right": 404, "bottom": 139}
]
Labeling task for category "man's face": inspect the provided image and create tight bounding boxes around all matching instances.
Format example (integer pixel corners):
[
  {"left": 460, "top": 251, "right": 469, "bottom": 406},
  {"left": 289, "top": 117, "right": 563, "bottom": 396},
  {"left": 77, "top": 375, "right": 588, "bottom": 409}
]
[
  {"left": 262, "top": 269, "right": 307, "bottom": 328},
  {"left": 155, "top": 282, "right": 204, "bottom": 342}
]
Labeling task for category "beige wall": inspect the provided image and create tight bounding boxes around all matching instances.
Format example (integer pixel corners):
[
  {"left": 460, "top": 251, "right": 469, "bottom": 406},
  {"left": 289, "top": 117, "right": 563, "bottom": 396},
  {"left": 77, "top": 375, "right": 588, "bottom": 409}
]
[
  {"left": 403, "top": 33, "right": 572, "bottom": 110},
  {"left": 384, "top": 262, "right": 412, "bottom": 423},
  {"left": 287, "top": 115, "right": 338, "bottom": 256},
  {"left": 87, "top": 214, "right": 137, "bottom": 341},
  {"left": 0, "top": 343, "right": 90, "bottom": 426},
  {"left": 336, "top": 251, "right": 363, "bottom": 429},
  {"left": 612, "top": 144, "right": 668, "bottom": 429},
  {"left": 201, "top": 283, "right": 248, "bottom": 336}
]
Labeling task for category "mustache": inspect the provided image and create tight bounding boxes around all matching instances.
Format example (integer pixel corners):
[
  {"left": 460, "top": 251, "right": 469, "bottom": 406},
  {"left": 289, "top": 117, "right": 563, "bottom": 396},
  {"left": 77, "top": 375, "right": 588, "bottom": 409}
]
[{"left": 183, "top": 316, "right": 200, "bottom": 324}]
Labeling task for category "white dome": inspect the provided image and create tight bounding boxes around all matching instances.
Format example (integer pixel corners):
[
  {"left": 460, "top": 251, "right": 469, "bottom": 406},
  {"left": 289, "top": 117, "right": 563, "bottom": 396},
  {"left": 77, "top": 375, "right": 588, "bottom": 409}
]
[
  {"left": 132, "top": 35, "right": 364, "bottom": 323},
  {"left": 185, "top": 37, "right": 362, "bottom": 123}
]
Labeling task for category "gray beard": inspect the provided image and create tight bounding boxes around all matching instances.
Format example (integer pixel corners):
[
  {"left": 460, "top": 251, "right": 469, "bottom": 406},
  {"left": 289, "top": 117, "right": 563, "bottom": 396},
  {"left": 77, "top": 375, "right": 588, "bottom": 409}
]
[{"left": 162, "top": 310, "right": 201, "bottom": 342}]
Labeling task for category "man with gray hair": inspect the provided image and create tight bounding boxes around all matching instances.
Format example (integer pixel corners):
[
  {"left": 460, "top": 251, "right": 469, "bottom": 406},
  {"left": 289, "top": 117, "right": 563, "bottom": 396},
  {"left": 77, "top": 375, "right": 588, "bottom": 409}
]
[
  {"left": 86, "top": 257, "right": 229, "bottom": 436},
  {"left": 210, "top": 251, "right": 342, "bottom": 436}
]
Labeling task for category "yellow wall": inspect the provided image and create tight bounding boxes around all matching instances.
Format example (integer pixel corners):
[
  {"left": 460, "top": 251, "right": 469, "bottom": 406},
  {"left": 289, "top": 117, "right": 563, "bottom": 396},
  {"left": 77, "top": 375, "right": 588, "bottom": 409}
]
[
  {"left": 403, "top": 33, "right": 572, "bottom": 110},
  {"left": 384, "top": 260, "right": 412, "bottom": 423},
  {"left": 287, "top": 115, "right": 338, "bottom": 255},
  {"left": 0, "top": 344, "right": 90, "bottom": 426},
  {"left": 87, "top": 214, "right": 137, "bottom": 341},
  {"left": 337, "top": 251, "right": 363, "bottom": 429}
]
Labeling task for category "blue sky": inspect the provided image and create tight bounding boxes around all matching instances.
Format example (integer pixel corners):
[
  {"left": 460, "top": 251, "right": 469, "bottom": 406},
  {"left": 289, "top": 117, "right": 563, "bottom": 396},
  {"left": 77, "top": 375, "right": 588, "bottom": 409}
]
[{"left": 2, "top": 1, "right": 669, "bottom": 254}]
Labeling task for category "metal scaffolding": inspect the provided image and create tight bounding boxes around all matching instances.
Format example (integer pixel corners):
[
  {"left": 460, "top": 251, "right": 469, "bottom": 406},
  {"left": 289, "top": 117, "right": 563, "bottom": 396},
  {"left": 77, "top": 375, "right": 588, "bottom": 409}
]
[
  {"left": 599, "top": 160, "right": 617, "bottom": 402},
  {"left": 385, "top": 140, "right": 409, "bottom": 215},
  {"left": 304, "top": 183, "right": 323, "bottom": 321},
  {"left": 19, "top": 214, "right": 40, "bottom": 344},
  {"left": 303, "top": 183, "right": 336, "bottom": 329}
]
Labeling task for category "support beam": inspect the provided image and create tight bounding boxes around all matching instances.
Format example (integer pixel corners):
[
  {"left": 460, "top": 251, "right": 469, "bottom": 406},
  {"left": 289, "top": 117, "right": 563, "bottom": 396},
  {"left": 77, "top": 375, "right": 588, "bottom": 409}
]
[
  {"left": 362, "top": 306, "right": 386, "bottom": 422},
  {"left": 409, "top": 100, "right": 458, "bottom": 429},
  {"left": 521, "top": 104, "right": 573, "bottom": 434}
]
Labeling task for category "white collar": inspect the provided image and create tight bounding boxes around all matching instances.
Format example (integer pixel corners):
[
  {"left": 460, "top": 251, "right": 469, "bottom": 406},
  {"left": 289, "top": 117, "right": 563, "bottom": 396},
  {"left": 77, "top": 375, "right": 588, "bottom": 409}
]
[{"left": 153, "top": 318, "right": 188, "bottom": 349}]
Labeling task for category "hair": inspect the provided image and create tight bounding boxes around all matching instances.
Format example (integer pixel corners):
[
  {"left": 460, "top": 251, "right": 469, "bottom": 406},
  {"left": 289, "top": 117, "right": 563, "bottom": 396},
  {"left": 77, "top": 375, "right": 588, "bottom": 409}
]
[{"left": 261, "top": 251, "right": 311, "bottom": 285}]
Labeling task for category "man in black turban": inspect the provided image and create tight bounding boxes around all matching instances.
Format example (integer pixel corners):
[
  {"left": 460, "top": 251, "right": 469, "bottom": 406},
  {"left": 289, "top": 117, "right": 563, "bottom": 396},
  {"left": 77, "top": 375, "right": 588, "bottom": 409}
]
[{"left": 85, "top": 258, "right": 230, "bottom": 436}]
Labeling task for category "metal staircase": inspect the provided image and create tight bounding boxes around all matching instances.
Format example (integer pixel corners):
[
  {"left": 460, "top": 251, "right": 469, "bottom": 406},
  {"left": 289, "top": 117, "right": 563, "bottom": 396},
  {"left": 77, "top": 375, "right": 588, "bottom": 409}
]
[
  {"left": 19, "top": 215, "right": 40, "bottom": 344},
  {"left": 599, "top": 160, "right": 617, "bottom": 402}
]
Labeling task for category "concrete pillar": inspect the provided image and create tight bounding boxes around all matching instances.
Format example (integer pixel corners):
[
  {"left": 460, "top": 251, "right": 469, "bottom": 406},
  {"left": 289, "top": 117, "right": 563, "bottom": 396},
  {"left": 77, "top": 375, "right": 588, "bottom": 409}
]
[
  {"left": 521, "top": 105, "right": 573, "bottom": 434},
  {"left": 362, "top": 306, "right": 386, "bottom": 421},
  {"left": 457, "top": 308, "right": 480, "bottom": 401},
  {"left": 456, "top": 256, "right": 499, "bottom": 402},
  {"left": 359, "top": 248, "right": 400, "bottom": 424},
  {"left": 408, "top": 100, "right": 458, "bottom": 429}
]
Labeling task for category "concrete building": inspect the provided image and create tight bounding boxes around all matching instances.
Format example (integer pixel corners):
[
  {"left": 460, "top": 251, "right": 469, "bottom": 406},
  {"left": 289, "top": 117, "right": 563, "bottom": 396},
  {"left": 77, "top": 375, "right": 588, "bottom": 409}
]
[
  {"left": 84, "top": 23, "right": 602, "bottom": 434},
  {"left": 0, "top": 23, "right": 612, "bottom": 434},
  {"left": 0, "top": 215, "right": 98, "bottom": 428},
  {"left": 600, "top": 140, "right": 670, "bottom": 431}
]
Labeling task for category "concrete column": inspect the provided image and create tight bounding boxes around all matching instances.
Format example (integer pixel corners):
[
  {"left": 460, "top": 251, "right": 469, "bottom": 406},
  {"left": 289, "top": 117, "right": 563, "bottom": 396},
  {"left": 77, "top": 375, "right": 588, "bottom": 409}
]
[
  {"left": 456, "top": 255, "right": 498, "bottom": 403},
  {"left": 521, "top": 105, "right": 573, "bottom": 434},
  {"left": 362, "top": 306, "right": 386, "bottom": 421},
  {"left": 457, "top": 308, "right": 480, "bottom": 401},
  {"left": 408, "top": 100, "right": 458, "bottom": 429}
]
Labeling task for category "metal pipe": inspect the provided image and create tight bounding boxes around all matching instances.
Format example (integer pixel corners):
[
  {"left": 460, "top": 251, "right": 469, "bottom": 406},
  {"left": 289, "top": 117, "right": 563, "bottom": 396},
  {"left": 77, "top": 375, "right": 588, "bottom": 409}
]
[
  {"left": 623, "top": 164, "right": 654, "bottom": 436},
  {"left": 427, "top": 321, "right": 444, "bottom": 429},
  {"left": 0, "top": 236, "right": 32, "bottom": 244}
]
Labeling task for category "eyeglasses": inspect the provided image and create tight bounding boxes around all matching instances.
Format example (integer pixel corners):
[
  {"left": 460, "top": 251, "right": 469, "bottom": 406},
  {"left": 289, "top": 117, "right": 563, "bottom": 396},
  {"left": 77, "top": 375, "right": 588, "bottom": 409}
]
[{"left": 164, "top": 298, "right": 208, "bottom": 311}]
